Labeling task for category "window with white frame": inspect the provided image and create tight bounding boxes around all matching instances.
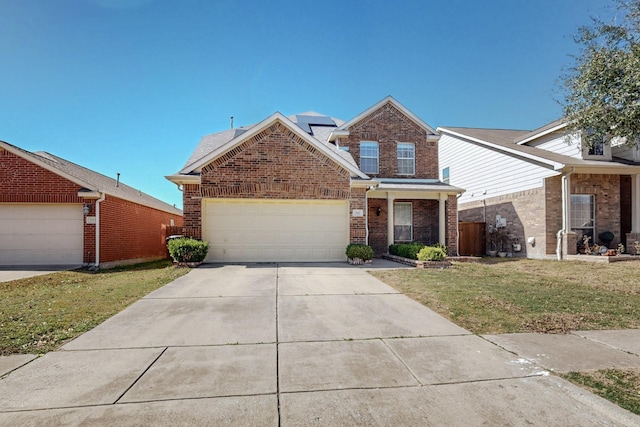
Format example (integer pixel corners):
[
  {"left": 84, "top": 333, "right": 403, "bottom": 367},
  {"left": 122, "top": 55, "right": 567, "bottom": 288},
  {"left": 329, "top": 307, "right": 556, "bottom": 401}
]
[
  {"left": 360, "top": 141, "right": 379, "bottom": 174},
  {"left": 582, "top": 130, "right": 611, "bottom": 159},
  {"left": 397, "top": 143, "right": 415, "bottom": 175},
  {"left": 442, "top": 166, "right": 450, "bottom": 184},
  {"left": 394, "top": 202, "right": 413, "bottom": 242},
  {"left": 571, "top": 194, "right": 595, "bottom": 247}
]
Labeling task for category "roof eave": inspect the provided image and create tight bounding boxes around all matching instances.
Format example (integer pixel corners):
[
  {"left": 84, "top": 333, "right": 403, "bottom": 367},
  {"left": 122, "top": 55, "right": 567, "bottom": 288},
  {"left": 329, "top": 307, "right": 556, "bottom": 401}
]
[
  {"left": 516, "top": 121, "right": 568, "bottom": 145},
  {"left": 165, "top": 174, "right": 201, "bottom": 185},
  {"left": 337, "top": 96, "right": 439, "bottom": 136},
  {"left": 181, "top": 113, "right": 369, "bottom": 179},
  {"left": 439, "top": 127, "right": 564, "bottom": 170},
  {"left": 0, "top": 140, "right": 98, "bottom": 192}
]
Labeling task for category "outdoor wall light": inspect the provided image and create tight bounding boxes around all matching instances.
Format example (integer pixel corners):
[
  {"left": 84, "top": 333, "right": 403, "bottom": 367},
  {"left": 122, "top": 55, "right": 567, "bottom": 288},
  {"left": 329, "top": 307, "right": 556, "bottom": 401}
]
[
  {"left": 83, "top": 204, "right": 91, "bottom": 216},
  {"left": 376, "top": 207, "right": 382, "bottom": 216}
]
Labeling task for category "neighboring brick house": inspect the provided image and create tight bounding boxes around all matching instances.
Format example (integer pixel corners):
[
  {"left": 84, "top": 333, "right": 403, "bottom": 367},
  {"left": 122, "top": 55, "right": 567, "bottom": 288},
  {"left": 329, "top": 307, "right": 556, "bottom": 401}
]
[
  {"left": 167, "top": 96, "right": 462, "bottom": 262},
  {"left": 438, "top": 119, "right": 640, "bottom": 258},
  {"left": 0, "top": 140, "right": 183, "bottom": 267}
]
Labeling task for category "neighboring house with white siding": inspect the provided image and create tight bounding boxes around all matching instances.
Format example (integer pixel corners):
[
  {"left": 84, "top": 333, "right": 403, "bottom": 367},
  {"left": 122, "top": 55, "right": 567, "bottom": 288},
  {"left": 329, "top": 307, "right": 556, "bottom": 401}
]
[{"left": 438, "top": 119, "right": 640, "bottom": 258}]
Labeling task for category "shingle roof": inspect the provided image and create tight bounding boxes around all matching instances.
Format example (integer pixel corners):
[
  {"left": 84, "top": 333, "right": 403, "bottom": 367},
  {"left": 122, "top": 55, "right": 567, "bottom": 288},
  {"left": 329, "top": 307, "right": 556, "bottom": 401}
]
[
  {"left": 1, "top": 140, "right": 181, "bottom": 215},
  {"left": 438, "top": 126, "right": 640, "bottom": 170},
  {"left": 181, "top": 112, "right": 358, "bottom": 171}
]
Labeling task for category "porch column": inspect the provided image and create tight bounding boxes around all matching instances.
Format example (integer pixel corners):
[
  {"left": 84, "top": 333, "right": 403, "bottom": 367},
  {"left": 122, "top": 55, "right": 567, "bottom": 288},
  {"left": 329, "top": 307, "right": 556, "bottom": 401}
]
[
  {"left": 439, "top": 194, "right": 446, "bottom": 245},
  {"left": 387, "top": 195, "right": 395, "bottom": 247},
  {"left": 632, "top": 174, "right": 640, "bottom": 232}
]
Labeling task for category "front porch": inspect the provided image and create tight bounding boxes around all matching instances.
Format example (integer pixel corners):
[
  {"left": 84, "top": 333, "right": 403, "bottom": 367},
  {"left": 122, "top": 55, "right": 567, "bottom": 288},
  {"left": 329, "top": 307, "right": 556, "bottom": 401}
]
[{"left": 362, "top": 179, "right": 463, "bottom": 256}]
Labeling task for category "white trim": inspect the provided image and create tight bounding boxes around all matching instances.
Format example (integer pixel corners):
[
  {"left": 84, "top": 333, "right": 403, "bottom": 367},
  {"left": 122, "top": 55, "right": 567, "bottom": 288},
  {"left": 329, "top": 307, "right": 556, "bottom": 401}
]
[
  {"left": 393, "top": 201, "right": 413, "bottom": 242},
  {"left": 516, "top": 122, "right": 568, "bottom": 145},
  {"left": 397, "top": 142, "right": 415, "bottom": 175},
  {"left": 359, "top": 141, "right": 379, "bottom": 174}
]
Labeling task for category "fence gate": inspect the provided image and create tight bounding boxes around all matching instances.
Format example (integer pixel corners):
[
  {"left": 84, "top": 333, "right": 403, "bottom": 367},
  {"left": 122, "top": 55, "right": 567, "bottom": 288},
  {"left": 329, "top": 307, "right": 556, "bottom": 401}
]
[{"left": 458, "top": 222, "right": 485, "bottom": 256}]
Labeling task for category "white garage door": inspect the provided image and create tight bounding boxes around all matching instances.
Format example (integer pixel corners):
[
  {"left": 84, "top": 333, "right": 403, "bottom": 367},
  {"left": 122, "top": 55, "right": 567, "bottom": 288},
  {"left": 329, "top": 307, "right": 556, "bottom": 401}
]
[
  {"left": 203, "top": 199, "right": 349, "bottom": 262},
  {"left": 0, "top": 204, "right": 84, "bottom": 266}
]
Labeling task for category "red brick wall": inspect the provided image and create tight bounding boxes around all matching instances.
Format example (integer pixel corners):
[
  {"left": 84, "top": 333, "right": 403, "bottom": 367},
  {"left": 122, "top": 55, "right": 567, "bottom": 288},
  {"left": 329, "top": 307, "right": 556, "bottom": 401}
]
[
  {"left": 186, "top": 121, "right": 354, "bottom": 240},
  {"left": 1, "top": 148, "right": 183, "bottom": 266},
  {"left": 182, "top": 184, "right": 202, "bottom": 239},
  {"left": 200, "top": 122, "right": 351, "bottom": 199},
  {"left": 98, "top": 195, "right": 183, "bottom": 264},
  {"left": 337, "top": 102, "right": 438, "bottom": 178},
  {"left": 349, "top": 187, "right": 367, "bottom": 244},
  {"left": 367, "top": 198, "right": 442, "bottom": 255},
  {"left": 0, "top": 148, "right": 83, "bottom": 203}
]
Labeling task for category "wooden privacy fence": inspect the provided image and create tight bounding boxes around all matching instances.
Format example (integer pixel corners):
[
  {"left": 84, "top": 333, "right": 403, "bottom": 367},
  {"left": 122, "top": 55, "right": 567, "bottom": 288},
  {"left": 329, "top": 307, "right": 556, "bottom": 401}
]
[{"left": 458, "top": 222, "right": 485, "bottom": 256}]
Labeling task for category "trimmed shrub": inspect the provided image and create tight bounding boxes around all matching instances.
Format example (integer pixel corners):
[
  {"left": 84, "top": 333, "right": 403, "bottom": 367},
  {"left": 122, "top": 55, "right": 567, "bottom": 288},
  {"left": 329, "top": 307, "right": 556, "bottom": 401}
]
[
  {"left": 389, "top": 242, "right": 425, "bottom": 260},
  {"left": 167, "top": 238, "right": 209, "bottom": 263},
  {"left": 599, "top": 231, "right": 614, "bottom": 247},
  {"left": 431, "top": 243, "right": 448, "bottom": 255},
  {"left": 417, "top": 246, "right": 447, "bottom": 261},
  {"left": 346, "top": 244, "right": 374, "bottom": 261}
]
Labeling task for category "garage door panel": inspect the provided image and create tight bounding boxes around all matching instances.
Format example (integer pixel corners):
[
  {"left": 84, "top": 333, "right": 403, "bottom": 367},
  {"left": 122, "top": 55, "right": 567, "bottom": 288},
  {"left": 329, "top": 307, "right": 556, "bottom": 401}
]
[
  {"left": 203, "top": 199, "right": 349, "bottom": 262},
  {"left": 0, "top": 204, "right": 83, "bottom": 266}
]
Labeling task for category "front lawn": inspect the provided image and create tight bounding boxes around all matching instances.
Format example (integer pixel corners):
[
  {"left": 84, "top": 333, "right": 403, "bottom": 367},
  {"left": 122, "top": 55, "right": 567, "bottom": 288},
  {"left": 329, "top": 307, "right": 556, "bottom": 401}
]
[
  {"left": 0, "top": 260, "right": 189, "bottom": 355},
  {"left": 371, "top": 258, "right": 640, "bottom": 334},
  {"left": 372, "top": 258, "right": 640, "bottom": 415}
]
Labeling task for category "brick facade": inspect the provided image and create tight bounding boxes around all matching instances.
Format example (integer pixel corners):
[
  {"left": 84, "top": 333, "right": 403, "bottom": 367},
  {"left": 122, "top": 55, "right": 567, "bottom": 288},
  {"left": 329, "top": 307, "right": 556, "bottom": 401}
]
[
  {"left": 458, "top": 173, "right": 623, "bottom": 257},
  {"left": 337, "top": 102, "right": 457, "bottom": 254},
  {"left": 98, "top": 195, "right": 183, "bottom": 266},
  {"left": 185, "top": 120, "right": 355, "bottom": 242},
  {"left": 0, "top": 147, "right": 183, "bottom": 266},
  {"left": 338, "top": 102, "right": 438, "bottom": 179},
  {"left": 178, "top": 100, "right": 460, "bottom": 260}
]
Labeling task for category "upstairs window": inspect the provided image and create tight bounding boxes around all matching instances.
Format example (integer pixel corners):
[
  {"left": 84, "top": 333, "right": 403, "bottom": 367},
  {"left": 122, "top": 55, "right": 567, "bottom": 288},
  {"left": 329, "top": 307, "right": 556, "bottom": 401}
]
[
  {"left": 588, "top": 141, "right": 604, "bottom": 156},
  {"left": 582, "top": 130, "right": 611, "bottom": 160},
  {"left": 442, "top": 166, "right": 450, "bottom": 184},
  {"left": 360, "top": 141, "right": 379, "bottom": 174},
  {"left": 397, "top": 143, "right": 415, "bottom": 175}
]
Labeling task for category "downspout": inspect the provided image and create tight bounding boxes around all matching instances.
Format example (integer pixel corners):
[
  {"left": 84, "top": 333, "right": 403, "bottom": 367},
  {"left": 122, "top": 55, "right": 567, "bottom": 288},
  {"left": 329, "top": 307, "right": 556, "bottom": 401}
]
[
  {"left": 364, "top": 185, "right": 375, "bottom": 246},
  {"left": 556, "top": 167, "right": 575, "bottom": 260},
  {"left": 95, "top": 192, "right": 106, "bottom": 267}
]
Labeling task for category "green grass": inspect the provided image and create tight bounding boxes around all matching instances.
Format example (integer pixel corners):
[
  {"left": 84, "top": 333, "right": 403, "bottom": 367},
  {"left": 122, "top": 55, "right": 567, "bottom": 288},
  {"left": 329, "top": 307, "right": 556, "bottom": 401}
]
[
  {"left": 371, "top": 259, "right": 640, "bottom": 334},
  {"left": 561, "top": 369, "right": 640, "bottom": 415},
  {"left": 372, "top": 258, "right": 640, "bottom": 415},
  {"left": 0, "top": 260, "right": 189, "bottom": 355}
]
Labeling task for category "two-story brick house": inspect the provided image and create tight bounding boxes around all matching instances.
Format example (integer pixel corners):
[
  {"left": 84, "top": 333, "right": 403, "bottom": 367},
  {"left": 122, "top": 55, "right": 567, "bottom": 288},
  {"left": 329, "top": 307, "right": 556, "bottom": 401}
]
[{"left": 167, "top": 96, "right": 462, "bottom": 263}]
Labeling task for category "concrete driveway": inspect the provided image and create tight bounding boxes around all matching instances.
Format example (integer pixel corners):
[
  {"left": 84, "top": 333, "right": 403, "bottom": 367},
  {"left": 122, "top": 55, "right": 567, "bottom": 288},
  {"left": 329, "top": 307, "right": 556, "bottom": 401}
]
[
  {"left": 0, "top": 263, "right": 638, "bottom": 426},
  {"left": 0, "top": 265, "right": 78, "bottom": 283}
]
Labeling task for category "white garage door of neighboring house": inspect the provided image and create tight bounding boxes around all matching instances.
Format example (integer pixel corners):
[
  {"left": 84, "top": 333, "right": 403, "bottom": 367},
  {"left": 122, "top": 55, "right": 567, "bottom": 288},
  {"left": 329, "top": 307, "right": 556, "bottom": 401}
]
[
  {"left": 0, "top": 204, "right": 84, "bottom": 266},
  {"left": 203, "top": 199, "right": 349, "bottom": 262}
]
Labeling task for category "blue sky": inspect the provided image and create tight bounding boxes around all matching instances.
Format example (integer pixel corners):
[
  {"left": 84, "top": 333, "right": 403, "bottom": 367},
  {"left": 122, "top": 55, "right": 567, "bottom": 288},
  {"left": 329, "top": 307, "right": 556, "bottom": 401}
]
[{"left": 1, "top": 0, "right": 613, "bottom": 209}]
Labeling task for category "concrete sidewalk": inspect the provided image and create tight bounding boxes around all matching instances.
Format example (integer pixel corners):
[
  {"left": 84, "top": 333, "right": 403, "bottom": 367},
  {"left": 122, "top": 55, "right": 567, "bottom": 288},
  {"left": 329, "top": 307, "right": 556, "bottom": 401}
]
[{"left": 1, "top": 262, "right": 639, "bottom": 426}]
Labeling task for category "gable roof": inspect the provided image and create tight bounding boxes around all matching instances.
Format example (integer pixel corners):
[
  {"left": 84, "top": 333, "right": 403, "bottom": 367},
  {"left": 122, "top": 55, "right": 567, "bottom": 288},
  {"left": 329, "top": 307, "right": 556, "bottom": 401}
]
[
  {"left": 438, "top": 126, "right": 640, "bottom": 173},
  {"left": 177, "top": 112, "right": 368, "bottom": 179},
  {"left": 514, "top": 118, "right": 567, "bottom": 145},
  {"left": 335, "top": 96, "right": 439, "bottom": 136},
  {"left": 0, "top": 140, "right": 182, "bottom": 215}
]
